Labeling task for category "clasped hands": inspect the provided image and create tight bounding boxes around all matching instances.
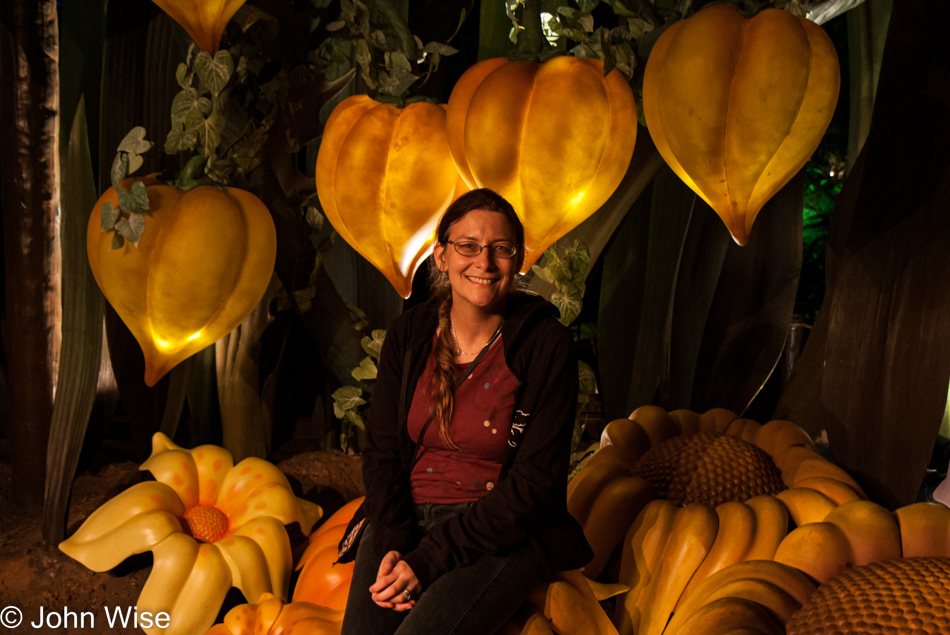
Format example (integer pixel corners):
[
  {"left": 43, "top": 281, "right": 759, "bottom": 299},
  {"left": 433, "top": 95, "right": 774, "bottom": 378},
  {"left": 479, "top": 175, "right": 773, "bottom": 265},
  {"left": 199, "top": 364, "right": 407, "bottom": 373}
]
[{"left": 370, "top": 550, "right": 422, "bottom": 611}]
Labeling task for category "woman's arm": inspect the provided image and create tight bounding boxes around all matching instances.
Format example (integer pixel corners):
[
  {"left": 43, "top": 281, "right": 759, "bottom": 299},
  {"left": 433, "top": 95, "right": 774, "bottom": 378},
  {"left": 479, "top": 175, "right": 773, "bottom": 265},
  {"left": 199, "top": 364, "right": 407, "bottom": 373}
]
[
  {"left": 400, "top": 317, "right": 579, "bottom": 587},
  {"left": 361, "top": 313, "right": 422, "bottom": 558}
]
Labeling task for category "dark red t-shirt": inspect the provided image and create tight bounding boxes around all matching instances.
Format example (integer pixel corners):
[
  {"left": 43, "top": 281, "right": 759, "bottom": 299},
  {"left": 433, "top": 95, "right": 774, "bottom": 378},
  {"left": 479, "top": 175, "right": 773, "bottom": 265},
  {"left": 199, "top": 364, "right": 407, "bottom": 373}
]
[{"left": 407, "top": 336, "right": 520, "bottom": 503}]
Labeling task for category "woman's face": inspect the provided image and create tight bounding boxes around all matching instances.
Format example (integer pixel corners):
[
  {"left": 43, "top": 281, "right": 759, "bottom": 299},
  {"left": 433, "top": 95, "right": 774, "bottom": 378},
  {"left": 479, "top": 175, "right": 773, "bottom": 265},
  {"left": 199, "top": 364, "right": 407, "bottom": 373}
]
[{"left": 433, "top": 209, "right": 523, "bottom": 314}]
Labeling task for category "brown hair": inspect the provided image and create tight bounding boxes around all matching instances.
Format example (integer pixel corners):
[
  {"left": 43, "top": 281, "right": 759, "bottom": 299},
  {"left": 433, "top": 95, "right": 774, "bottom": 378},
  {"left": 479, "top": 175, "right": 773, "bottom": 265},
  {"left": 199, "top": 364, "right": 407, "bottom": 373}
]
[{"left": 427, "top": 189, "right": 524, "bottom": 449}]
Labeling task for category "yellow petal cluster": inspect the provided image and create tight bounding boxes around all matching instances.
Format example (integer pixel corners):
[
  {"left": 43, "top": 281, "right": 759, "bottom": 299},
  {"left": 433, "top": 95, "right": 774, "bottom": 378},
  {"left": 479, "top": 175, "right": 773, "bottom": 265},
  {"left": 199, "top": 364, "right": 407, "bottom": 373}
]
[
  {"left": 670, "top": 501, "right": 950, "bottom": 635},
  {"left": 316, "top": 96, "right": 468, "bottom": 298},
  {"left": 565, "top": 405, "right": 865, "bottom": 635},
  {"left": 60, "top": 433, "right": 322, "bottom": 635},
  {"left": 643, "top": 5, "right": 839, "bottom": 245},
  {"left": 151, "top": 0, "right": 246, "bottom": 53},
  {"left": 205, "top": 593, "right": 344, "bottom": 635},
  {"left": 446, "top": 56, "right": 637, "bottom": 272}
]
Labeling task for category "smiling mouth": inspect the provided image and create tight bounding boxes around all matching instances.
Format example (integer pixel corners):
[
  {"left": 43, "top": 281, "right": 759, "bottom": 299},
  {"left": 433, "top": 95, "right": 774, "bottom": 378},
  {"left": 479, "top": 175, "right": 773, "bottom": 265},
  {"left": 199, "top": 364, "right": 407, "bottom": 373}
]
[{"left": 467, "top": 276, "right": 497, "bottom": 285}]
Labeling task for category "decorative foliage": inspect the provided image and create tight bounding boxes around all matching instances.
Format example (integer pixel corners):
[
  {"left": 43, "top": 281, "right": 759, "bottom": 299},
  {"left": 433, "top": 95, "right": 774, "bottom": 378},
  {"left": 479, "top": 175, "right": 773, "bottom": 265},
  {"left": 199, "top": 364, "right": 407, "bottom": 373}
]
[
  {"left": 151, "top": 0, "right": 247, "bottom": 54},
  {"left": 316, "top": 95, "right": 467, "bottom": 298},
  {"left": 531, "top": 240, "right": 591, "bottom": 326},
  {"left": 60, "top": 433, "right": 322, "bottom": 635},
  {"left": 87, "top": 173, "right": 277, "bottom": 386},
  {"left": 446, "top": 55, "right": 637, "bottom": 272},
  {"left": 330, "top": 306, "right": 386, "bottom": 451},
  {"left": 642, "top": 4, "right": 839, "bottom": 245}
]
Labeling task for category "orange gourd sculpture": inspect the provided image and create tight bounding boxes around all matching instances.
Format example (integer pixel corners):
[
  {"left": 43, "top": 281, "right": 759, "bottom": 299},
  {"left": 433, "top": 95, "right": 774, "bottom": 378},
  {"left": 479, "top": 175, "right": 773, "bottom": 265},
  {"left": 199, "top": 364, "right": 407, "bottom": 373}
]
[
  {"left": 87, "top": 179, "right": 277, "bottom": 386},
  {"left": 316, "top": 96, "right": 467, "bottom": 298},
  {"left": 446, "top": 56, "right": 637, "bottom": 271},
  {"left": 643, "top": 5, "right": 840, "bottom": 245},
  {"left": 293, "top": 497, "right": 364, "bottom": 610}
]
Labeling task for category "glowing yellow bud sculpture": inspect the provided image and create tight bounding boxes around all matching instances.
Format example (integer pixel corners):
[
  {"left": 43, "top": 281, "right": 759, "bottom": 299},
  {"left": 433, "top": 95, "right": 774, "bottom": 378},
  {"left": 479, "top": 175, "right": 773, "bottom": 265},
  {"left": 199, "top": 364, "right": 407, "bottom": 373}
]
[
  {"left": 87, "top": 179, "right": 277, "bottom": 386},
  {"left": 205, "top": 593, "right": 344, "bottom": 635},
  {"left": 643, "top": 5, "right": 840, "bottom": 245},
  {"left": 151, "top": 0, "right": 246, "bottom": 53},
  {"left": 446, "top": 56, "right": 637, "bottom": 271},
  {"left": 60, "top": 433, "right": 322, "bottom": 635},
  {"left": 316, "top": 96, "right": 467, "bottom": 298}
]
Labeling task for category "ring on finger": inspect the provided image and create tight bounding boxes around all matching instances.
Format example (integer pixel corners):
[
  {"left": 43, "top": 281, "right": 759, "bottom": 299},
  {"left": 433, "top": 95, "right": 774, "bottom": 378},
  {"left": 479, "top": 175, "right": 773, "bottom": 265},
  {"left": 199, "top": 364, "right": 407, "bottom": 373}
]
[{"left": 403, "top": 589, "right": 412, "bottom": 601}]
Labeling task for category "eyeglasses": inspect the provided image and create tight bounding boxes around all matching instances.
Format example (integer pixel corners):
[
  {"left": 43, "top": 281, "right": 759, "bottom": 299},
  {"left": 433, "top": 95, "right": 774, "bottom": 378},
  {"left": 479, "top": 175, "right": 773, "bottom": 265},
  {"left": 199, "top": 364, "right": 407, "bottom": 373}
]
[{"left": 446, "top": 240, "right": 520, "bottom": 259}]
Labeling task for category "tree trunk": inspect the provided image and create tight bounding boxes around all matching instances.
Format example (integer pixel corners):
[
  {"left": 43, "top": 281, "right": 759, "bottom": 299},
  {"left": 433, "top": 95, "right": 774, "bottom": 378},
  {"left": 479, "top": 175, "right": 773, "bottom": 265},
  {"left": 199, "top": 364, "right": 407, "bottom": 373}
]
[{"left": 0, "top": 0, "right": 61, "bottom": 506}]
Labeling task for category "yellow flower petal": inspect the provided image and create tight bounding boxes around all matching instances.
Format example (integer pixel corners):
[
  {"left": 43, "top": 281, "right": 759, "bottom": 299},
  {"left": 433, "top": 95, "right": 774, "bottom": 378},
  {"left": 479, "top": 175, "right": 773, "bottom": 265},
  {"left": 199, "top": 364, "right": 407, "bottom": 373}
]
[
  {"left": 215, "top": 534, "right": 273, "bottom": 604},
  {"left": 151, "top": 0, "right": 247, "bottom": 53},
  {"left": 59, "top": 482, "right": 184, "bottom": 571},
  {"left": 221, "top": 593, "right": 283, "bottom": 635},
  {"left": 272, "top": 602, "right": 345, "bottom": 634},
  {"left": 191, "top": 444, "right": 235, "bottom": 505},
  {"left": 142, "top": 447, "right": 201, "bottom": 509},
  {"left": 139, "top": 535, "right": 232, "bottom": 635},
  {"left": 230, "top": 516, "right": 293, "bottom": 599},
  {"left": 216, "top": 458, "right": 293, "bottom": 510},
  {"left": 227, "top": 481, "right": 321, "bottom": 535}
]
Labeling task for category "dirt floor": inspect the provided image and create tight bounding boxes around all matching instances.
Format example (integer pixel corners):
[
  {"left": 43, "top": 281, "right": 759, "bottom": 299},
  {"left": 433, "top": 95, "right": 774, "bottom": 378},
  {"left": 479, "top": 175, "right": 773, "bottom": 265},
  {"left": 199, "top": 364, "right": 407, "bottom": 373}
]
[{"left": 0, "top": 446, "right": 364, "bottom": 634}]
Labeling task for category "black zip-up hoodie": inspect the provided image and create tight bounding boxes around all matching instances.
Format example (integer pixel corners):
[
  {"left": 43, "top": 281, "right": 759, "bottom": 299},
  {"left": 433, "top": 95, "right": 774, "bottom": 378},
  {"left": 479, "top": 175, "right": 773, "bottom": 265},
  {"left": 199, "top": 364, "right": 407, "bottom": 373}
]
[{"left": 356, "top": 291, "right": 593, "bottom": 588}]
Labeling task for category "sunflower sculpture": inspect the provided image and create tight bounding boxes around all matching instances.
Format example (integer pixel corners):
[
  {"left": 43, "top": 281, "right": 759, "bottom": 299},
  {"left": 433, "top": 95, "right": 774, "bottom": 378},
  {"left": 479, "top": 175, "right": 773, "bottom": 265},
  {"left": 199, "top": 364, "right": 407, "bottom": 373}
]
[
  {"left": 565, "top": 405, "right": 867, "bottom": 635},
  {"left": 666, "top": 501, "right": 950, "bottom": 635},
  {"left": 60, "top": 433, "right": 322, "bottom": 635}
]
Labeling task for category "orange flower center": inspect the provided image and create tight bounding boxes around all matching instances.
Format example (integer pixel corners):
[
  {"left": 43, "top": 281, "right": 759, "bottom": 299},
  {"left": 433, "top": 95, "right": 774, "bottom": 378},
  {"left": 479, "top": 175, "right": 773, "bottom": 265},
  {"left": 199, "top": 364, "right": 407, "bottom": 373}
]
[
  {"left": 631, "top": 431, "right": 786, "bottom": 507},
  {"left": 787, "top": 556, "right": 950, "bottom": 634},
  {"left": 181, "top": 504, "right": 229, "bottom": 543}
]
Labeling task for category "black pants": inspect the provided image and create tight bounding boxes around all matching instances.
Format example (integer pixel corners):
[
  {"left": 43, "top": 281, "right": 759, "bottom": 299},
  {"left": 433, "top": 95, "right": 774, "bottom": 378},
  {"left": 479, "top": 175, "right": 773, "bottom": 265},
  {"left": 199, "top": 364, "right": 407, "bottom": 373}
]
[{"left": 340, "top": 503, "right": 551, "bottom": 635}]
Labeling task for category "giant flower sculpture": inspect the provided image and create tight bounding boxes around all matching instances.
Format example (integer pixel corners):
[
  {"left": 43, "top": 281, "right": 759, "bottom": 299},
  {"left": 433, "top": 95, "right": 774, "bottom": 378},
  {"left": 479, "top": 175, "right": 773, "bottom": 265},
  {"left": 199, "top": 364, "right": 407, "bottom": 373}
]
[
  {"left": 565, "top": 405, "right": 866, "bottom": 635},
  {"left": 151, "top": 0, "right": 246, "bottom": 53},
  {"left": 60, "top": 433, "right": 322, "bottom": 635},
  {"left": 205, "top": 593, "right": 344, "bottom": 635}
]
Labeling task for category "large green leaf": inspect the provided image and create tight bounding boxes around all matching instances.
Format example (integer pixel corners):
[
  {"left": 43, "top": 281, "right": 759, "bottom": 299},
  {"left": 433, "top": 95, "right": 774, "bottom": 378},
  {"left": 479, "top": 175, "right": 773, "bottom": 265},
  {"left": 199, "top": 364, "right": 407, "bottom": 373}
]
[
  {"left": 690, "top": 170, "right": 804, "bottom": 415},
  {"left": 598, "top": 166, "right": 695, "bottom": 420},
  {"left": 778, "top": 0, "right": 950, "bottom": 509},
  {"left": 657, "top": 201, "right": 732, "bottom": 411},
  {"left": 43, "top": 98, "right": 104, "bottom": 543}
]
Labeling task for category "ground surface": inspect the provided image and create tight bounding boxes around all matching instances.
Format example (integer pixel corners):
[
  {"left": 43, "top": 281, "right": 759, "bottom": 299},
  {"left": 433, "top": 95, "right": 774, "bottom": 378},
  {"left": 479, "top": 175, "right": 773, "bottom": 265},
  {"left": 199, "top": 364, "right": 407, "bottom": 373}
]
[{"left": 0, "top": 449, "right": 364, "bottom": 634}]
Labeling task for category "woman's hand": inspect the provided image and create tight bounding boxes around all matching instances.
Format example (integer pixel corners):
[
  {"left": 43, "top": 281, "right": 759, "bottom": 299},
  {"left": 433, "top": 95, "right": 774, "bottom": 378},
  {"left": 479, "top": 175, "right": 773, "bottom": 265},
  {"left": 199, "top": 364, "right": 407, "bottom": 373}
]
[{"left": 369, "top": 550, "right": 422, "bottom": 611}]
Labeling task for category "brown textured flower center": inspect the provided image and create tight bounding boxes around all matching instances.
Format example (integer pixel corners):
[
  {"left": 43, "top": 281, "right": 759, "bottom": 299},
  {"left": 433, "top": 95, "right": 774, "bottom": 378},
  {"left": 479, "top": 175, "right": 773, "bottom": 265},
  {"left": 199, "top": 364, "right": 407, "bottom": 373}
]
[
  {"left": 181, "top": 504, "right": 229, "bottom": 543},
  {"left": 786, "top": 557, "right": 950, "bottom": 635},
  {"left": 631, "top": 431, "right": 785, "bottom": 507}
]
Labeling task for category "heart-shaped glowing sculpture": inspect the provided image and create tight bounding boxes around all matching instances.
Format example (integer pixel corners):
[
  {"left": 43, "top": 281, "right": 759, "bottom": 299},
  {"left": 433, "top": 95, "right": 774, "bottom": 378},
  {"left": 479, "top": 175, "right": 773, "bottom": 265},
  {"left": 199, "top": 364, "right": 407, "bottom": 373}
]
[
  {"left": 643, "top": 5, "right": 840, "bottom": 245},
  {"left": 446, "top": 56, "right": 637, "bottom": 271},
  {"left": 316, "top": 95, "right": 467, "bottom": 298},
  {"left": 87, "top": 179, "right": 277, "bottom": 386},
  {"left": 151, "top": 0, "right": 246, "bottom": 53}
]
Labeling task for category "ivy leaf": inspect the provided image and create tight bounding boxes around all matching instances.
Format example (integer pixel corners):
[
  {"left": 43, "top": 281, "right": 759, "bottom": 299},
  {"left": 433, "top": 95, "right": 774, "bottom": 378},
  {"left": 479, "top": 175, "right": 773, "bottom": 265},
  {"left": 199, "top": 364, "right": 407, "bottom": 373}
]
[
  {"left": 565, "top": 240, "right": 591, "bottom": 277},
  {"left": 352, "top": 356, "right": 378, "bottom": 381},
  {"left": 165, "top": 125, "right": 198, "bottom": 155},
  {"left": 378, "top": 51, "right": 417, "bottom": 97},
  {"left": 423, "top": 41, "right": 458, "bottom": 56},
  {"left": 578, "top": 360, "right": 598, "bottom": 398},
  {"left": 118, "top": 126, "right": 153, "bottom": 155},
  {"left": 531, "top": 263, "right": 557, "bottom": 284},
  {"left": 552, "top": 289, "right": 583, "bottom": 326},
  {"left": 116, "top": 180, "right": 150, "bottom": 215},
  {"left": 603, "top": 0, "right": 639, "bottom": 18},
  {"left": 186, "top": 109, "right": 226, "bottom": 158},
  {"left": 576, "top": 0, "right": 601, "bottom": 11},
  {"left": 332, "top": 385, "right": 367, "bottom": 411},
  {"left": 100, "top": 201, "right": 120, "bottom": 231},
  {"left": 344, "top": 409, "right": 365, "bottom": 431},
  {"left": 110, "top": 152, "right": 129, "bottom": 190},
  {"left": 176, "top": 62, "right": 193, "bottom": 90},
  {"left": 171, "top": 88, "right": 212, "bottom": 127},
  {"left": 305, "top": 206, "right": 325, "bottom": 231},
  {"left": 558, "top": 7, "right": 595, "bottom": 33},
  {"left": 293, "top": 286, "right": 316, "bottom": 314},
  {"left": 361, "top": 330, "right": 386, "bottom": 360},
  {"left": 346, "top": 304, "right": 369, "bottom": 331},
  {"left": 233, "top": 4, "right": 278, "bottom": 33},
  {"left": 232, "top": 127, "right": 268, "bottom": 175},
  {"left": 114, "top": 213, "right": 146, "bottom": 248},
  {"left": 194, "top": 50, "right": 234, "bottom": 98},
  {"left": 326, "top": 20, "right": 346, "bottom": 31},
  {"left": 110, "top": 233, "right": 125, "bottom": 250}
]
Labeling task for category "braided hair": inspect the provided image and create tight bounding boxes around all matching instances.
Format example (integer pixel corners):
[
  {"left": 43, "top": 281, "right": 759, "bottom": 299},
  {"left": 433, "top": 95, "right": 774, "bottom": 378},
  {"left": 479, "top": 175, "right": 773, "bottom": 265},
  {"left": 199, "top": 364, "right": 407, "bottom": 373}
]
[{"left": 426, "top": 189, "right": 524, "bottom": 449}]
